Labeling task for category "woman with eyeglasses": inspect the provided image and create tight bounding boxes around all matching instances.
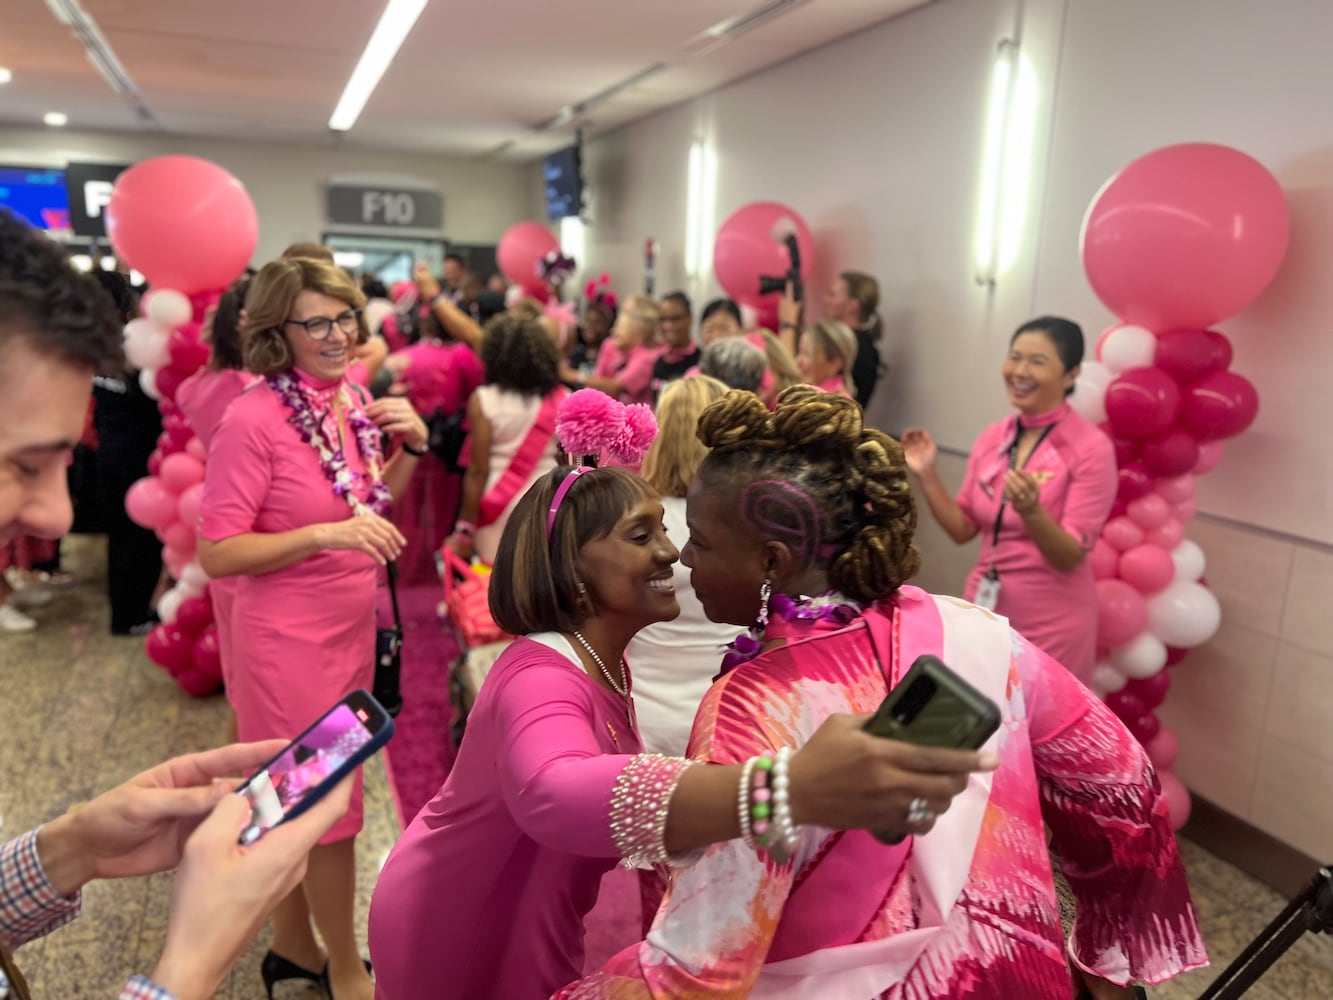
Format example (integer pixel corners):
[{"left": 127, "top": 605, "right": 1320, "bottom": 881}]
[{"left": 197, "top": 257, "right": 427, "bottom": 1000}]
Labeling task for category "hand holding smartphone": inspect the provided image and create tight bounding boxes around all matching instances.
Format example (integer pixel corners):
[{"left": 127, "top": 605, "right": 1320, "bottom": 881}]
[
  {"left": 864, "top": 655, "right": 1001, "bottom": 751},
  {"left": 236, "top": 689, "right": 394, "bottom": 845}
]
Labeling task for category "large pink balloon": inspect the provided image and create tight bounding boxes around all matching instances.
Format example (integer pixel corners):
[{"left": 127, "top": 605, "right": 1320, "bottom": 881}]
[
  {"left": 106, "top": 156, "right": 258, "bottom": 295},
  {"left": 496, "top": 223, "right": 559, "bottom": 293},
  {"left": 1139, "top": 427, "right": 1200, "bottom": 478},
  {"left": 126, "top": 477, "right": 178, "bottom": 529},
  {"left": 713, "top": 202, "right": 815, "bottom": 308},
  {"left": 1096, "top": 579, "right": 1148, "bottom": 646},
  {"left": 1158, "top": 770, "right": 1192, "bottom": 831},
  {"left": 1104, "top": 367, "right": 1181, "bottom": 438},
  {"left": 1081, "top": 143, "right": 1290, "bottom": 330},
  {"left": 1179, "top": 371, "right": 1260, "bottom": 440},
  {"left": 1118, "top": 543, "right": 1175, "bottom": 594}
]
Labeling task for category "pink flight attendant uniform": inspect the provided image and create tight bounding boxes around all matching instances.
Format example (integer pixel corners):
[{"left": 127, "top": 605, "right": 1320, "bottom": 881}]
[
  {"left": 594, "top": 338, "right": 657, "bottom": 407},
  {"left": 177, "top": 368, "right": 254, "bottom": 686},
  {"left": 198, "top": 373, "right": 378, "bottom": 843},
  {"left": 956, "top": 402, "right": 1116, "bottom": 683}
]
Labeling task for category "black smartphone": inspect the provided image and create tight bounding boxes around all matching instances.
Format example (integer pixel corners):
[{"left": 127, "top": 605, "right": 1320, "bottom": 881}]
[
  {"left": 864, "top": 655, "right": 1001, "bottom": 750},
  {"left": 236, "top": 689, "right": 394, "bottom": 845}
]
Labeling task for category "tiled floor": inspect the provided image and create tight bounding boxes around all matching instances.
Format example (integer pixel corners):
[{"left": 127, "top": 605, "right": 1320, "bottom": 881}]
[{"left": 2, "top": 537, "right": 1330, "bottom": 998}]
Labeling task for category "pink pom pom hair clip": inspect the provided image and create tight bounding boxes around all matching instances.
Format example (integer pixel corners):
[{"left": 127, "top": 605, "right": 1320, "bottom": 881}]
[{"left": 546, "top": 390, "right": 659, "bottom": 538}]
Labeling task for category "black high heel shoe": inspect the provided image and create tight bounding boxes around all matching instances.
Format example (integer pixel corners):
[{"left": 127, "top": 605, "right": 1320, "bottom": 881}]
[
  {"left": 321, "top": 958, "right": 374, "bottom": 997},
  {"left": 260, "top": 950, "right": 324, "bottom": 998}
]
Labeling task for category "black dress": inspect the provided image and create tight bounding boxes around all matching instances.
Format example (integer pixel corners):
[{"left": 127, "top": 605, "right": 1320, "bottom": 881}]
[{"left": 852, "top": 326, "right": 883, "bottom": 408}]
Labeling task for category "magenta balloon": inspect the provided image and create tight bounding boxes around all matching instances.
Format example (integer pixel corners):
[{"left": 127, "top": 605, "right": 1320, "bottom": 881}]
[
  {"left": 713, "top": 202, "right": 816, "bottom": 308},
  {"left": 176, "top": 596, "right": 214, "bottom": 636},
  {"left": 1090, "top": 539, "right": 1118, "bottom": 581},
  {"left": 147, "top": 450, "right": 163, "bottom": 477},
  {"left": 1127, "top": 711, "right": 1162, "bottom": 744},
  {"left": 1155, "top": 473, "right": 1196, "bottom": 504},
  {"left": 1104, "top": 689, "right": 1147, "bottom": 722},
  {"left": 1193, "top": 440, "right": 1225, "bottom": 474},
  {"left": 125, "top": 477, "right": 178, "bottom": 529},
  {"left": 145, "top": 623, "right": 194, "bottom": 673},
  {"left": 1154, "top": 329, "right": 1225, "bottom": 384},
  {"left": 496, "top": 223, "right": 559, "bottom": 292},
  {"left": 1158, "top": 770, "right": 1192, "bottom": 831},
  {"left": 1145, "top": 727, "right": 1180, "bottom": 769},
  {"left": 1139, "top": 428, "right": 1200, "bottom": 478},
  {"left": 1118, "top": 543, "right": 1175, "bottom": 594},
  {"left": 105, "top": 156, "right": 258, "bottom": 295},
  {"left": 1102, "top": 515, "right": 1145, "bottom": 552},
  {"left": 1104, "top": 367, "right": 1182, "bottom": 438},
  {"left": 1202, "top": 329, "right": 1234, "bottom": 370},
  {"left": 168, "top": 324, "right": 210, "bottom": 376},
  {"left": 1179, "top": 371, "right": 1260, "bottom": 440},
  {"left": 1080, "top": 142, "right": 1290, "bottom": 330},
  {"left": 1164, "top": 645, "right": 1189, "bottom": 667},
  {"left": 177, "top": 664, "right": 221, "bottom": 697},
  {"left": 1145, "top": 518, "right": 1186, "bottom": 549},
  {"left": 1116, "top": 463, "right": 1155, "bottom": 503},
  {"left": 1125, "top": 671, "right": 1172, "bottom": 711},
  {"left": 1096, "top": 578, "right": 1149, "bottom": 646},
  {"left": 156, "top": 366, "right": 186, "bottom": 403}
]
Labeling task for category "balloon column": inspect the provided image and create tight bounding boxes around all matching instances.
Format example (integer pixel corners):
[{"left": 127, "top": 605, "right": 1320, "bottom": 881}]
[
  {"left": 110, "top": 155, "right": 259, "bottom": 696},
  {"left": 1075, "top": 143, "right": 1290, "bottom": 829}
]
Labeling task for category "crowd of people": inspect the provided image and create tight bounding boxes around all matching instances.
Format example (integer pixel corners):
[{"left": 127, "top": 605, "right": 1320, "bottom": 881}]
[{"left": 0, "top": 201, "right": 1208, "bottom": 1000}]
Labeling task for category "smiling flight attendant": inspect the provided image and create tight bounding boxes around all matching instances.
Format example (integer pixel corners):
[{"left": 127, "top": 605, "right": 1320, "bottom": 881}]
[{"left": 901, "top": 316, "right": 1116, "bottom": 684}]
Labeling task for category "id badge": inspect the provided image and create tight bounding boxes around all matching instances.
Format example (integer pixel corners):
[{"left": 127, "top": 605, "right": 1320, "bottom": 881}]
[{"left": 975, "top": 571, "right": 1001, "bottom": 612}]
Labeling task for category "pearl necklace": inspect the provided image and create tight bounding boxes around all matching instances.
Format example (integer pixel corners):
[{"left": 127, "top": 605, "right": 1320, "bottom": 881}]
[{"left": 572, "top": 630, "right": 628, "bottom": 698}]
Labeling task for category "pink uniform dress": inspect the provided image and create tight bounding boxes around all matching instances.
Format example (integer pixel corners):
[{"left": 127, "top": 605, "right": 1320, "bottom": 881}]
[
  {"left": 177, "top": 368, "right": 253, "bottom": 686},
  {"left": 956, "top": 403, "right": 1116, "bottom": 683},
  {"left": 565, "top": 588, "right": 1205, "bottom": 998},
  {"left": 594, "top": 338, "right": 657, "bottom": 407},
  {"left": 197, "top": 372, "right": 378, "bottom": 843},
  {"left": 367, "top": 634, "right": 642, "bottom": 1000}
]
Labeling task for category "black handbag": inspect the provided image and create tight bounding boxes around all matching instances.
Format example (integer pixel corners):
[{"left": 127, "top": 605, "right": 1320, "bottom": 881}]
[
  {"left": 374, "top": 560, "right": 404, "bottom": 718},
  {"left": 427, "top": 407, "right": 468, "bottom": 472}
]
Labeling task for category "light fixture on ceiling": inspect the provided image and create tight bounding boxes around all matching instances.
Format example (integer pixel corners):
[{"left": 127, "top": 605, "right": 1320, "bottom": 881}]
[
  {"left": 329, "top": 0, "right": 428, "bottom": 132},
  {"left": 685, "top": 0, "right": 809, "bottom": 59},
  {"left": 44, "top": 111, "right": 69, "bottom": 127},
  {"left": 685, "top": 137, "right": 717, "bottom": 281},
  {"left": 333, "top": 251, "right": 366, "bottom": 268},
  {"left": 973, "top": 38, "right": 1039, "bottom": 287},
  {"left": 43, "top": 0, "right": 155, "bottom": 123},
  {"left": 0, "top": 67, "right": 12, "bottom": 85}
]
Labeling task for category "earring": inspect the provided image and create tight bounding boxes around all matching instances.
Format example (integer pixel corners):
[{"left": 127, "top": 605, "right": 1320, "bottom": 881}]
[{"left": 756, "top": 578, "right": 772, "bottom": 630}]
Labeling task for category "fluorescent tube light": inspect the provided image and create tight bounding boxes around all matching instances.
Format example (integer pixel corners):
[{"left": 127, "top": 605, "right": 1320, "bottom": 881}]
[
  {"left": 973, "top": 39, "right": 1039, "bottom": 286},
  {"left": 329, "top": 0, "right": 427, "bottom": 132},
  {"left": 44, "top": 111, "right": 68, "bottom": 127},
  {"left": 685, "top": 138, "right": 717, "bottom": 279}
]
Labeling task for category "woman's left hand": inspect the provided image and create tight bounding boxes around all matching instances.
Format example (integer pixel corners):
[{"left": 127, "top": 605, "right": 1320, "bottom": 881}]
[
  {"left": 1004, "top": 469, "right": 1043, "bottom": 515},
  {"left": 366, "top": 397, "right": 429, "bottom": 453}
]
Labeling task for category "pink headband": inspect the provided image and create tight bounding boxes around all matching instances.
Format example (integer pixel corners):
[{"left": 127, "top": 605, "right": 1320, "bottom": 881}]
[{"left": 546, "top": 466, "right": 597, "bottom": 538}]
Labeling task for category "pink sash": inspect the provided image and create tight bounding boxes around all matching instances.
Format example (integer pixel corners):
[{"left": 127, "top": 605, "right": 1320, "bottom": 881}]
[{"left": 477, "top": 387, "right": 566, "bottom": 526}]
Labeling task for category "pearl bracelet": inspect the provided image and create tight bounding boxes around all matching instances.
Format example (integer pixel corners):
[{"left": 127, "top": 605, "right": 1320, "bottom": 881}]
[
  {"left": 769, "top": 746, "right": 798, "bottom": 862},
  {"left": 609, "top": 753, "right": 696, "bottom": 868}
]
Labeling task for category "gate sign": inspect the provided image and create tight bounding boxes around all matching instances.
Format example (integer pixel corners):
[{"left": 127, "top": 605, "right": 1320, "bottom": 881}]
[
  {"left": 65, "top": 161, "right": 131, "bottom": 238},
  {"left": 326, "top": 184, "right": 443, "bottom": 230}
]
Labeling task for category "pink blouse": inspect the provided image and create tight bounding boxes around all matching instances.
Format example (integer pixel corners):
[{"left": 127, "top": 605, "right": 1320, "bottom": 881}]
[{"left": 594, "top": 338, "right": 657, "bottom": 407}]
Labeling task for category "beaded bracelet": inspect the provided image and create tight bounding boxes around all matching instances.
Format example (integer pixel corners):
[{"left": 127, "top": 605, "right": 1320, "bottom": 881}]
[
  {"left": 609, "top": 753, "right": 697, "bottom": 868},
  {"left": 738, "top": 756, "right": 759, "bottom": 851},
  {"left": 750, "top": 754, "right": 775, "bottom": 847},
  {"left": 454, "top": 519, "right": 477, "bottom": 537}
]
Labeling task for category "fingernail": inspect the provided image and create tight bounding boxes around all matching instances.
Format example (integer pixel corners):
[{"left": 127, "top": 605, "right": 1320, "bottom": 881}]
[{"left": 978, "top": 752, "right": 1000, "bottom": 770}]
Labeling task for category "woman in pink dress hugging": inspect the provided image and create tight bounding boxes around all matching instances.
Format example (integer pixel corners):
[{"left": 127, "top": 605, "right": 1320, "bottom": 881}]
[
  {"left": 560, "top": 295, "right": 660, "bottom": 406},
  {"left": 197, "top": 257, "right": 428, "bottom": 1000},
  {"left": 566, "top": 386, "right": 1203, "bottom": 999},
  {"left": 902, "top": 317, "right": 1117, "bottom": 684},
  {"left": 368, "top": 460, "right": 997, "bottom": 1000},
  {"left": 796, "top": 318, "right": 858, "bottom": 398}
]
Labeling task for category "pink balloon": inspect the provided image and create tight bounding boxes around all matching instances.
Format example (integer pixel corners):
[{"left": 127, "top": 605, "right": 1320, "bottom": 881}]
[
  {"left": 1102, "top": 515, "right": 1146, "bottom": 552},
  {"left": 1089, "top": 539, "right": 1119, "bottom": 581},
  {"left": 1139, "top": 427, "right": 1200, "bottom": 478},
  {"left": 1153, "top": 329, "right": 1228, "bottom": 384},
  {"left": 125, "top": 477, "right": 178, "bottom": 529},
  {"left": 496, "top": 222, "right": 560, "bottom": 293},
  {"left": 163, "top": 545, "right": 189, "bottom": 580},
  {"left": 1145, "top": 518, "right": 1186, "bottom": 549},
  {"left": 156, "top": 366, "right": 187, "bottom": 403},
  {"left": 1116, "top": 463, "right": 1155, "bottom": 503},
  {"left": 147, "top": 450, "right": 163, "bottom": 477},
  {"left": 1125, "top": 671, "right": 1172, "bottom": 711},
  {"left": 1179, "top": 371, "right": 1260, "bottom": 440},
  {"left": 1104, "top": 367, "right": 1182, "bottom": 438},
  {"left": 177, "top": 482, "right": 204, "bottom": 529},
  {"left": 105, "top": 156, "right": 258, "bottom": 295},
  {"left": 1118, "top": 543, "right": 1175, "bottom": 594},
  {"left": 1145, "top": 727, "right": 1180, "bottom": 770},
  {"left": 161, "top": 520, "right": 196, "bottom": 556},
  {"left": 144, "top": 623, "right": 194, "bottom": 672},
  {"left": 1155, "top": 473, "right": 1196, "bottom": 504},
  {"left": 176, "top": 665, "right": 221, "bottom": 698},
  {"left": 186, "top": 437, "right": 207, "bottom": 462},
  {"left": 1202, "top": 330, "right": 1234, "bottom": 370},
  {"left": 1127, "top": 493, "right": 1171, "bottom": 530},
  {"left": 176, "top": 596, "right": 214, "bottom": 636},
  {"left": 1165, "top": 645, "right": 1190, "bottom": 667},
  {"left": 168, "top": 323, "right": 210, "bottom": 376},
  {"left": 1171, "top": 497, "right": 1199, "bottom": 521},
  {"left": 713, "top": 202, "right": 816, "bottom": 308},
  {"left": 159, "top": 452, "right": 205, "bottom": 494},
  {"left": 1105, "top": 689, "right": 1147, "bottom": 722},
  {"left": 1193, "top": 440, "right": 1224, "bottom": 474},
  {"left": 1127, "top": 711, "right": 1162, "bottom": 744},
  {"left": 1096, "top": 579, "right": 1149, "bottom": 646},
  {"left": 1158, "top": 770, "right": 1192, "bottom": 831},
  {"left": 1080, "top": 142, "right": 1290, "bottom": 331}
]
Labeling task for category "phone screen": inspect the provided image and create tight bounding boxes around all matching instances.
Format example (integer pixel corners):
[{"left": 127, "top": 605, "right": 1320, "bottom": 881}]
[{"left": 238, "top": 702, "right": 378, "bottom": 845}]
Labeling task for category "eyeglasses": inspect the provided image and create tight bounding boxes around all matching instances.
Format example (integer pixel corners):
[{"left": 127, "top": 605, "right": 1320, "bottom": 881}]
[{"left": 282, "top": 308, "right": 362, "bottom": 341}]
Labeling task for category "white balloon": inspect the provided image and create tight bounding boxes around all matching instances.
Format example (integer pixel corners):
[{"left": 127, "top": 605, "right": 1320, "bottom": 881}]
[
  {"left": 1078, "top": 359, "right": 1114, "bottom": 390},
  {"left": 124, "top": 318, "right": 170, "bottom": 371},
  {"left": 156, "top": 586, "right": 185, "bottom": 624},
  {"left": 1101, "top": 325, "right": 1158, "bottom": 373},
  {"left": 138, "top": 367, "right": 161, "bottom": 400},
  {"left": 1069, "top": 373, "right": 1108, "bottom": 425},
  {"left": 1170, "top": 539, "right": 1206, "bottom": 583},
  {"left": 1109, "top": 631, "right": 1168, "bottom": 679},
  {"left": 145, "top": 289, "right": 192, "bottom": 329},
  {"left": 179, "top": 559, "right": 210, "bottom": 595},
  {"left": 1146, "top": 581, "right": 1221, "bottom": 648},
  {"left": 1090, "top": 661, "right": 1128, "bottom": 695}
]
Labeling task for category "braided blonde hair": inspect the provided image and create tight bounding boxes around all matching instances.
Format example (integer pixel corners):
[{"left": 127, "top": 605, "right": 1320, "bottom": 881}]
[{"left": 696, "top": 386, "right": 920, "bottom": 604}]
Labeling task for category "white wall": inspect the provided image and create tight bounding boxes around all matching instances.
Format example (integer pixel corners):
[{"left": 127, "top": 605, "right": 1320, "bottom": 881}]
[
  {"left": 571, "top": 0, "right": 1333, "bottom": 858},
  {"left": 0, "top": 127, "right": 539, "bottom": 264}
]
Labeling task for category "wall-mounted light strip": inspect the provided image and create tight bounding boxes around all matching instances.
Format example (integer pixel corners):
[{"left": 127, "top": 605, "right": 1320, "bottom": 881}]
[
  {"left": 973, "top": 38, "right": 1039, "bottom": 286},
  {"left": 329, "top": 0, "right": 428, "bottom": 132},
  {"left": 685, "top": 137, "right": 717, "bottom": 279}
]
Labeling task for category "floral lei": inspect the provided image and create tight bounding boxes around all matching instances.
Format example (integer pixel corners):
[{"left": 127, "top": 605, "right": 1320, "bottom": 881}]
[
  {"left": 268, "top": 370, "right": 392, "bottom": 517},
  {"left": 719, "top": 590, "right": 864, "bottom": 675}
]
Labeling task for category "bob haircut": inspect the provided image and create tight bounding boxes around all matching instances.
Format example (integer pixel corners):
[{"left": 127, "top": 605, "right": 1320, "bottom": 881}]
[
  {"left": 640, "top": 375, "right": 728, "bottom": 498},
  {"left": 490, "top": 465, "right": 658, "bottom": 635},
  {"left": 243, "top": 257, "right": 368, "bottom": 376}
]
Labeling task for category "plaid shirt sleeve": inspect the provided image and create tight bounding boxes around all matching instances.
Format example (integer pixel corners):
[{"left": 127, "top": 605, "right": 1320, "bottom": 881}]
[
  {"left": 0, "top": 828, "right": 82, "bottom": 950},
  {"left": 119, "top": 975, "right": 178, "bottom": 1000}
]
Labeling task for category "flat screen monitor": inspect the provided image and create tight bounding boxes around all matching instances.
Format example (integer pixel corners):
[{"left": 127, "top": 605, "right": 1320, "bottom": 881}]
[
  {"left": 543, "top": 145, "right": 582, "bottom": 221},
  {"left": 0, "top": 166, "right": 70, "bottom": 232}
]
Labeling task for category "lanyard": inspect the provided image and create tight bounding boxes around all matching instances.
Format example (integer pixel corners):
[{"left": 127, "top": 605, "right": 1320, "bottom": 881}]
[{"left": 988, "top": 421, "right": 1056, "bottom": 552}]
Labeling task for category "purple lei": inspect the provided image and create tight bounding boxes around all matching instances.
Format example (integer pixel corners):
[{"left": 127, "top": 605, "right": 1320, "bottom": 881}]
[
  {"left": 719, "top": 591, "right": 864, "bottom": 676},
  {"left": 268, "top": 371, "right": 392, "bottom": 517}
]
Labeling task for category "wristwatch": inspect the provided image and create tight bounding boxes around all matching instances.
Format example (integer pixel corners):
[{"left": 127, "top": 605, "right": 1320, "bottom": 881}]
[{"left": 403, "top": 442, "right": 428, "bottom": 457}]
